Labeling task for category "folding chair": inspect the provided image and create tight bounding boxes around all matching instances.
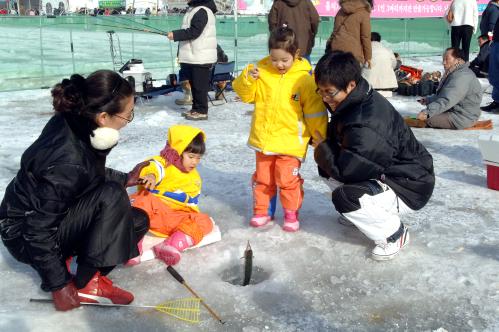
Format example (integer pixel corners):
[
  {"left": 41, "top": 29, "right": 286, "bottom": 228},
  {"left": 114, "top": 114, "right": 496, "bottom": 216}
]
[{"left": 209, "top": 61, "right": 235, "bottom": 105}]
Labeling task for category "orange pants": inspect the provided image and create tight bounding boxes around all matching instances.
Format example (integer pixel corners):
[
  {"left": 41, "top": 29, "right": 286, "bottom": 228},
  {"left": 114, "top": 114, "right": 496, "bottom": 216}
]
[
  {"left": 129, "top": 191, "right": 213, "bottom": 245},
  {"left": 252, "top": 152, "right": 304, "bottom": 215}
]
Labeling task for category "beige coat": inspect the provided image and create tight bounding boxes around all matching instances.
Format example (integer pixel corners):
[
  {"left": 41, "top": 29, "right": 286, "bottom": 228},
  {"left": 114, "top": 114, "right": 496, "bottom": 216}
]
[
  {"left": 328, "top": 0, "right": 372, "bottom": 64},
  {"left": 363, "top": 41, "right": 397, "bottom": 90}
]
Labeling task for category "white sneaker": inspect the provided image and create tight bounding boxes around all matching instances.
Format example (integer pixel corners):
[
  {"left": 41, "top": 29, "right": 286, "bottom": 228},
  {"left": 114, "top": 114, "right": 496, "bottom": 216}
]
[
  {"left": 372, "top": 225, "right": 409, "bottom": 261},
  {"left": 337, "top": 214, "right": 355, "bottom": 227}
]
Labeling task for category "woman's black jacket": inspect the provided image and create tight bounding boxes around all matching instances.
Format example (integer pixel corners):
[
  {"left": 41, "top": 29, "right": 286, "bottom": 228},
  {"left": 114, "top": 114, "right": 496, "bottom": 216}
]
[{"left": 0, "top": 113, "right": 127, "bottom": 291}]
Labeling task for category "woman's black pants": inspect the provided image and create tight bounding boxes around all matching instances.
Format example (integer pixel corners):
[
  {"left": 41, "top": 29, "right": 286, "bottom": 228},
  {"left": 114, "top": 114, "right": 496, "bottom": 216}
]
[{"left": 57, "top": 182, "right": 149, "bottom": 288}]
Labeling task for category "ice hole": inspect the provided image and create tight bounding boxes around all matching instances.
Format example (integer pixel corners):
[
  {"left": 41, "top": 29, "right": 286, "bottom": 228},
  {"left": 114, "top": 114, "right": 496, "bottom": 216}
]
[{"left": 220, "top": 264, "right": 270, "bottom": 286}]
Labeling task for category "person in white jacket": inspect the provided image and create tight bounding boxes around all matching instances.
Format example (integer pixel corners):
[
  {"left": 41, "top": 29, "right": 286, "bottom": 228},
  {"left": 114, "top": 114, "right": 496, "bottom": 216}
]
[
  {"left": 446, "top": 0, "right": 478, "bottom": 61},
  {"left": 363, "top": 32, "right": 397, "bottom": 97}
]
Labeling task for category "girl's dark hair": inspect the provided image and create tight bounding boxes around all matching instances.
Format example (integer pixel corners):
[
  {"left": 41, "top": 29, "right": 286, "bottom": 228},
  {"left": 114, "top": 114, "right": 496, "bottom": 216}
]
[
  {"left": 51, "top": 69, "right": 134, "bottom": 119},
  {"left": 268, "top": 25, "right": 299, "bottom": 56},
  {"left": 184, "top": 133, "right": 206, "bottom": 155},
  {"left": 314, "top": 51, "right": 361, "bottom": 91}
]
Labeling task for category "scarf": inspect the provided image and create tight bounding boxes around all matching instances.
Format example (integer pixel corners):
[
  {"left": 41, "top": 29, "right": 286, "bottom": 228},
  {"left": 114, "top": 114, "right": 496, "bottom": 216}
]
[
  {"left": 160, "top": 142, "right": 188, "bottom": 173},
  {"left": 437, "top": 60, "right": 466, "bottom": 91}
]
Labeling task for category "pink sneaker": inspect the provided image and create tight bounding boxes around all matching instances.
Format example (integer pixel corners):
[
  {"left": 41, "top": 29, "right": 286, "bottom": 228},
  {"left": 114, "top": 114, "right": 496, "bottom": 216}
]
[
  {"left": 282, "top": 209, "right": 300, "bottom": 232},
  {"left": 153, "top": 231, "right": 194, "bottom": 265},
  {"left": 125, "top": 239, "right": 143, "bottom": 267},
  {"left": 250, "top": 215, "right": 271, "bottom": 227}
]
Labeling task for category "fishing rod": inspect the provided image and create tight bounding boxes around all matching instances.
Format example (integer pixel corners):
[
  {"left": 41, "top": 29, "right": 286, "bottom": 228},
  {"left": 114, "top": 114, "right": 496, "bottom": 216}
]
[
  {"left": 40, "top": 22, "right": 168, "bottom": 36},
  {"left": 105, "top": 15, "right": 168, "bottom": 35}
]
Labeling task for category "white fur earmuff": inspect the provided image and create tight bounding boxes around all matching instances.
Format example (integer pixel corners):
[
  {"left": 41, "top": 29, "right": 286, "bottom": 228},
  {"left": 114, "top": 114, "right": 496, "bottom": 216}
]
[{"left": 90, "top": 127, "right": 120, "bottom": 150}]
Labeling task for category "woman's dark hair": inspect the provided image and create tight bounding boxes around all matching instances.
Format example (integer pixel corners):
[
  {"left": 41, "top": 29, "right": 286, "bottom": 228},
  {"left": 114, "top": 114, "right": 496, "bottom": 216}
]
[
  {"left": 314, "top": 51, "right": 362, "bottom": 91},
  {"left": 268, "top": 25, "right": 299, "bottom": 56},
  {"left": 184, "top": 133, "right": 206, "bottom": 155},
  {"left": 51, "top": 69, "right": 134, "bottom": 119}
]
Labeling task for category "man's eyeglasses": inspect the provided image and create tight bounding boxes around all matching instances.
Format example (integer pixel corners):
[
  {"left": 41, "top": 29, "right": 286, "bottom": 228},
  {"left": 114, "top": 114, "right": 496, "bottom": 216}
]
[
  {"left": 316, "top": 88, "right": 340, "bottom": 100},
  {"left": 113, "top": 109, "right": 134, "bottom": 123}
]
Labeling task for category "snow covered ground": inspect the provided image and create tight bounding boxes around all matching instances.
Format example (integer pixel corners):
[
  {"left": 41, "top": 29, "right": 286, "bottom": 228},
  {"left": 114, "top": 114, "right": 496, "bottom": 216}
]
[{"left": 0, "top": 56, "right": 498, "bottom": 331}]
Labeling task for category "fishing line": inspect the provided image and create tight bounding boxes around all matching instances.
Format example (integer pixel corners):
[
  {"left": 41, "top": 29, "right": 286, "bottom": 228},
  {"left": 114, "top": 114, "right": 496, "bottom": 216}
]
[{"left": 106, "top": 15, "right": 167, "bottom": 34}]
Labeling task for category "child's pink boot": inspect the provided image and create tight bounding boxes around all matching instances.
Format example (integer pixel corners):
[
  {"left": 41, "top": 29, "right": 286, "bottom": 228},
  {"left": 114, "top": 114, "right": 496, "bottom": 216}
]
[
  {"left": 125, "top": 239, "right": 143, "bottom": 267},
  {"left": 153, "top": 231, "right": 194, "bottom": 265},
  {"left": 282, "top": 209, "right": 300, "bottom": 232},
  {"left": 250, "top": 215, "right": 271, "bottom": 227}
]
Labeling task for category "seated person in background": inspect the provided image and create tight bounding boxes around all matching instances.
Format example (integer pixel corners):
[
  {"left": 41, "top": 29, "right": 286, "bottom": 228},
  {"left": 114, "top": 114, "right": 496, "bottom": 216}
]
[
  {"left": 214, "top": 44, "right": 229, "bottom": 101},
  {"left": 394, "top": 52, "right": 402, "bottom": 70},
  {"left": 363, "top": 32, "right": 398, "bottom": 97},
  {"left": 416, "top": 47, "right": 482, "bottom": 129},
  {"left": 469, "top": 34, "right": 491, "bottom": 78}
]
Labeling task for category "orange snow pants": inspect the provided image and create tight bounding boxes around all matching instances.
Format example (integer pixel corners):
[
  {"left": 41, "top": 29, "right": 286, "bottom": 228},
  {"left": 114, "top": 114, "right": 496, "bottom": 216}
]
[
  {"left": 129, "top": 191, "right": 213, "bottom": 245},
  {"left": 252, "top": 152, "right": 304, "bottom": 215}
]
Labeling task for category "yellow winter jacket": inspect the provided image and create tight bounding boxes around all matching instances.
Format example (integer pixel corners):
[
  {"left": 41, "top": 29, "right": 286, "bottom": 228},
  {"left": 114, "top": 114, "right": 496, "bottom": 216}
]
[
  {"left": 232, "top": 56, "right": 327, "bottom": 160},
  {"left": 138, "top": 125, "right": 205, "bottom": 212}
]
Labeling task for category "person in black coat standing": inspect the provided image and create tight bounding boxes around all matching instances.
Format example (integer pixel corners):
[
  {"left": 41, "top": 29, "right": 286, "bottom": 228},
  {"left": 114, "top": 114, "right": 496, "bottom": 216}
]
[
  {"left": 0, "top": 70, "right": 150, "bottom": 311},
  {"left": 479, "top": 0, "right": 499, "bottom": 37},
  {"left": 312, "top": 52, "right": 435, "bottom": 261},
  {"left": 482, "top": 19, "right": 499, "bottom": 112}
]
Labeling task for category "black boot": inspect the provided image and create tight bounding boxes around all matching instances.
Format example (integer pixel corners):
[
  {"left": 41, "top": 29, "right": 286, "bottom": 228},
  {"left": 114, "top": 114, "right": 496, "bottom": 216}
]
[{"left": 480, "top": 101, "right": 499, "bottom": 112}]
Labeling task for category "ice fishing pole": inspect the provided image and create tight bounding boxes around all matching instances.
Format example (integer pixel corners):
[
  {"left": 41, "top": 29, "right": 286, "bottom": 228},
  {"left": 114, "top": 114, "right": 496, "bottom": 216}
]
[
  {"left": 106, "top": 15, "right": 168, "bottom": 35},
  {"left": 86, "top": 23, "right": 168, "bottom": 36},
  {"left": 36, "top": 22, "right": 168, "bottom": 36},
  {"left": 166, "top": 266, "right": 225, "bottom": 325}
]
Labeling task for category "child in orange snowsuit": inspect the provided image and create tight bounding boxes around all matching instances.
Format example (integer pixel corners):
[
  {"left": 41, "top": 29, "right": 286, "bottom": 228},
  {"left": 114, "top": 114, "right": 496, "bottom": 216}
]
[
  {"left": 129, "top": 125, "right": 212, "bottom": 265},
  {"left": 232, "top": 26, "right": 327, "bottom": 232}
]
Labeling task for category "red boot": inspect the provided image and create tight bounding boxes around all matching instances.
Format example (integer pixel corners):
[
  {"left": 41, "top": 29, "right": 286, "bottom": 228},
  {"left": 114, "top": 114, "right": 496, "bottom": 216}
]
[
  {"left": 78, "top": 272, "right": 134, "bottom": 305},
  {"left": 153, "top": 231, "right": 193, "bottom": 266}
]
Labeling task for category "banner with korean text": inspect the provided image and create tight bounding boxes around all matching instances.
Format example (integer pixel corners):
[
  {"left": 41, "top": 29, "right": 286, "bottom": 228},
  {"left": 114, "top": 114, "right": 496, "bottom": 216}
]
[{"left": 313, "top": 0, "right": 489, "bottom": 18}]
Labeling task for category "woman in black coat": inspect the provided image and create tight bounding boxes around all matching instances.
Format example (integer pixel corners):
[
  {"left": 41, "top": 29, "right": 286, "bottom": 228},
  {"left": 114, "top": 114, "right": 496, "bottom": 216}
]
[
  {"left": 312, "top": 52, "right": 434, "bottom": 261},
  {"left": 0, "top": 70, "right": 149, "bottom": 311}
]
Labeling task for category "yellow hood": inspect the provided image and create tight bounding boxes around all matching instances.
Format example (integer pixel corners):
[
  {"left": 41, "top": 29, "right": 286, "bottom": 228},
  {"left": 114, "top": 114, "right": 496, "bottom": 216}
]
[{"left": 168, "top": 125, "right": 206, "bottom": 155}]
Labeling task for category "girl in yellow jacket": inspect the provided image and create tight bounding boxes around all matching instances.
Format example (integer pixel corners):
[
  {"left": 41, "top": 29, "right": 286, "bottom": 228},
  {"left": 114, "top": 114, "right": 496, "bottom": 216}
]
[
  {"left": 232, "top": 26, "right": 327, "bottom": 232},
  {"left": 128, "top": 125, "right": 213, "bottom": 266}
]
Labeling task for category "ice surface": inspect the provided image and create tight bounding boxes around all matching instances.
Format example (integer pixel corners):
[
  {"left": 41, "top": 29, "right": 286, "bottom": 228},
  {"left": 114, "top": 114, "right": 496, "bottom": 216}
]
[{"left": 0, "top": 57, "right": 498, "bottom": 332}]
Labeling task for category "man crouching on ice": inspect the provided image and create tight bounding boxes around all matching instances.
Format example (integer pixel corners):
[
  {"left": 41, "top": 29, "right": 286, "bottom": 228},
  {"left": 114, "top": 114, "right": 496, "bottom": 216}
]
[{"left": 311, "top": 51, "right": 435, "bottom": 260}]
